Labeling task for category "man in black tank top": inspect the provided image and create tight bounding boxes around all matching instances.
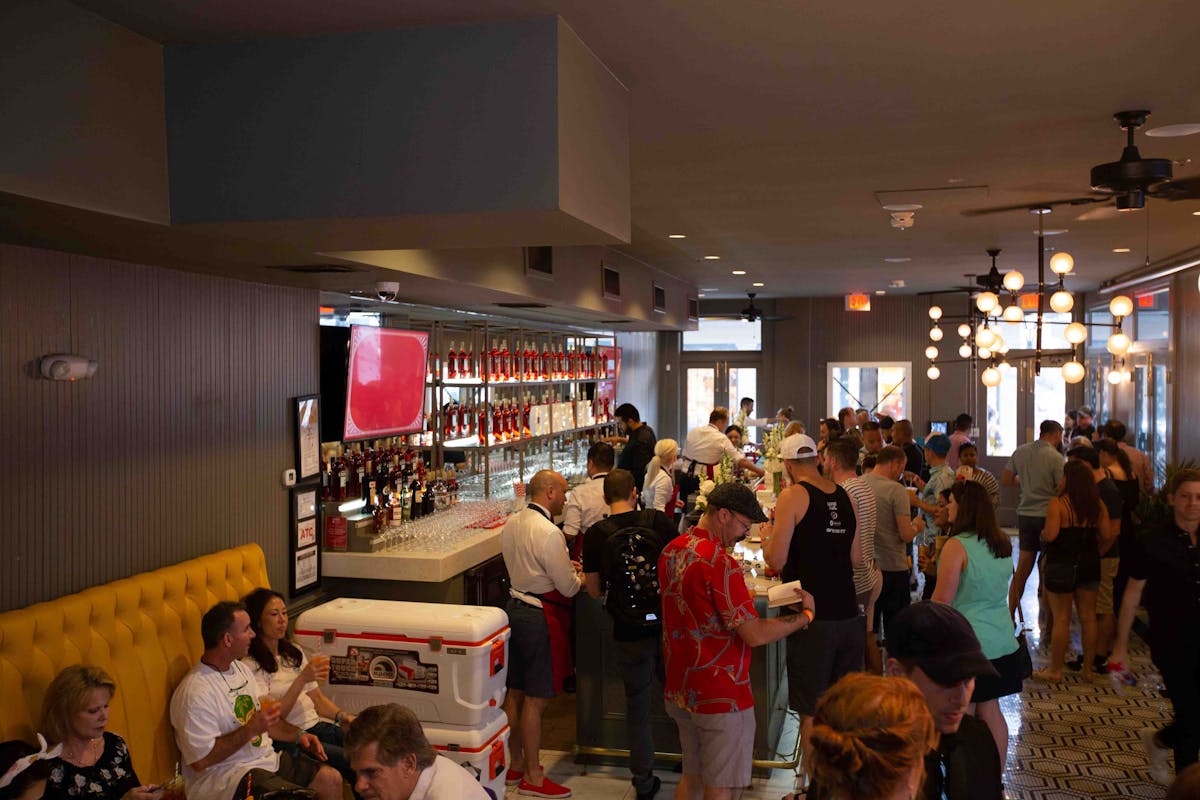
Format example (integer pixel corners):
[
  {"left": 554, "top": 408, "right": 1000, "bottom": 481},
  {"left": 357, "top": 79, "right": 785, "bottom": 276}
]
[{"left": 763, "top": 433, "right": 864, "bottom": 786}]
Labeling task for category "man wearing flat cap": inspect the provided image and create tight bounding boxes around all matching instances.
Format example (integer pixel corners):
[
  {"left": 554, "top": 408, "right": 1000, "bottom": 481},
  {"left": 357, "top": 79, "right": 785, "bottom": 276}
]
[
  {"left": 659, "top": 482, "right": 815, "bottom": 800},
  {"left": 805, "top": 601, "right": 1004, "bottom": 800}
]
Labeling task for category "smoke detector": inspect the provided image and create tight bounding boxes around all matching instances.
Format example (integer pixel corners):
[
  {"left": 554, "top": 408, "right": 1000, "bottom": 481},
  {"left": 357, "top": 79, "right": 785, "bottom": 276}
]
[{"left": 890, "top": 211, "right": 916, "bottom": 230}]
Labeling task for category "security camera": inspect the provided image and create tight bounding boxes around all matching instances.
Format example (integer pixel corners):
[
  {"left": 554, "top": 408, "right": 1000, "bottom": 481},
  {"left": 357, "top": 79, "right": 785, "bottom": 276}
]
[
  {"left": 39, "top": 353, "right": 98, "bottom": 381},
  {"left": 890, "top": 211, "right": 915, "bottom": 230},
  {"left": 375, "top": 281, "right": 400, "bottom": 302}
]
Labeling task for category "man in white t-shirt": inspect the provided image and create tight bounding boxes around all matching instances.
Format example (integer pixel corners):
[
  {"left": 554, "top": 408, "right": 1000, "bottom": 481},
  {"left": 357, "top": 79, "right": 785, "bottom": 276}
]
[
  {"left": 346, "top": 704, "right": 488, "bottom": 800},
  {"left": 170, "top": 601, "right": 343, "bottom": 800}
]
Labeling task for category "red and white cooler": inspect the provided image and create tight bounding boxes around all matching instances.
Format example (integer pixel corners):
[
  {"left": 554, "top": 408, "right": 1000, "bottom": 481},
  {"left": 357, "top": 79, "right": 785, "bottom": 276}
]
[
  {"left": 294, "top": 598, "right": 510, "bottom": 727},
  {"left": 423, "top": 711, "right": 510, "bottom": 800}
]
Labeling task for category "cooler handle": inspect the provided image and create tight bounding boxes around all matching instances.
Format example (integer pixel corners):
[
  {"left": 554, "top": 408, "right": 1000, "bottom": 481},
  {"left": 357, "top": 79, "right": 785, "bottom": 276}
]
[{"left": 450, "top": 661, "right": 504, "bottom": 711}]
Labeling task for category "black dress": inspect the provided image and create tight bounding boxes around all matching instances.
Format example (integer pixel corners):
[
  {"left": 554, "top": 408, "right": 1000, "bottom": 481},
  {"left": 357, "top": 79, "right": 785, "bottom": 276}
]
[
  {"left": 44, "top": 732, "right": 141, "bottom": 800},
  {"left": 1043, "top": 516, "right": 1101, "bottom": 592}
]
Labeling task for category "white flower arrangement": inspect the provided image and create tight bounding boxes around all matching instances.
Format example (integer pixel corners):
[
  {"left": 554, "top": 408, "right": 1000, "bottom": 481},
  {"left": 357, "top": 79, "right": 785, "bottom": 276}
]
[{"left": 694, "top": 479, "right": 718, "bottom": 510}]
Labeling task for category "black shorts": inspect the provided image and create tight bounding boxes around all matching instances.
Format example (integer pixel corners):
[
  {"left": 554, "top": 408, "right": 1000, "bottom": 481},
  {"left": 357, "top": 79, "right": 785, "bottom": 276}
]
[
  {"left": 786, "top": 617, "right": 866, "bottom": 716},
  {"left": 1018, "top": 515, "right": 1046, "bottom": 553},
  {"left": 876, "top": 569, "right": 912, "bottom": 640},
  {"left": 971, "top": 646, "right": 1026, "bottom": 703},
  {"left": 235, "top": 750, "right": 324, "bottom": 800},
  {"left": 506, "top": 597, "right": 556, "bottom": 698}
]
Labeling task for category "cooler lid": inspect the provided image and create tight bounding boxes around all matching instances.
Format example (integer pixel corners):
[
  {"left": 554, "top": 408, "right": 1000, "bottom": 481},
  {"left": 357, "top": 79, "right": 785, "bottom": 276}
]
[{"left": 295, "top": 597, "right": 509, "bottom": 645}]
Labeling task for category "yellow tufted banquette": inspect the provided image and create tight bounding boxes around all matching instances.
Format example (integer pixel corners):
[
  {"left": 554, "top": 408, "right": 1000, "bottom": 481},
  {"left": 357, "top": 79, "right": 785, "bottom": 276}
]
[{"left": 0, "top": 544, "right": 270, "bottom": 784}]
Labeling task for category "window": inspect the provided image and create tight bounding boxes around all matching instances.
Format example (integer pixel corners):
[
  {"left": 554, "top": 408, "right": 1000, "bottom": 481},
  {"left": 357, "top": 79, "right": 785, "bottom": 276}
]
[
  {"left": 985, "top": 363, "right": 1019, "bottom": 456},
  {"left": 827, "top": 362, "right": 910, "bottom": 421},
  {"left": 1134, "top": 288, "right": 1169, "bottom": 342},
  {"left": 994, "top": 312, "right": 1072, "bottom": 350},
  {"left": 682, "top": 317, "right": 762, "bottom": 351}
]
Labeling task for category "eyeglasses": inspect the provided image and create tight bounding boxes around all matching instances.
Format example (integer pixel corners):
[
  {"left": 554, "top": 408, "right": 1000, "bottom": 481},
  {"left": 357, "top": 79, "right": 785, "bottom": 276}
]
[{"left": 724, "top": 509, "right": 753, "bottom": 539}]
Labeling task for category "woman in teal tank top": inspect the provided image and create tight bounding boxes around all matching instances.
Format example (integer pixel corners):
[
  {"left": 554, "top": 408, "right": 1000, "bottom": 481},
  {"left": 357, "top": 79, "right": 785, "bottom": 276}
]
[{"left": 932, "top": 480, "right": 1022, "bottom": 763}]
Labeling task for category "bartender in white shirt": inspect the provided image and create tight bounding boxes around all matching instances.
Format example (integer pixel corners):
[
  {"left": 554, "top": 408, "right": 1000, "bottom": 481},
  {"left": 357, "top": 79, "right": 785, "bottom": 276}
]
[
  {"left": 499, "top": 469, "right": 582, "bottom": 798},
  {"left": 561, "top": 442, "right": 615, "bottom": 555},
  {"left": 682, "top": 407, "right": 766, "bottom": 479},
  {"left": 733, "top": 396, "right": 776, "bottom": 434}
]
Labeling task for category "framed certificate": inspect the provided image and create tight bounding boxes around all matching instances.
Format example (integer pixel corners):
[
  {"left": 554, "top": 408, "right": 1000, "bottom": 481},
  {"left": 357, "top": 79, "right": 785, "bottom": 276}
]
[
  {"left": 295, "top": 394, "right": 322, "bottom": 480},
  {"left": 290, "top": 485, "right": 322, "bottom": 597}
]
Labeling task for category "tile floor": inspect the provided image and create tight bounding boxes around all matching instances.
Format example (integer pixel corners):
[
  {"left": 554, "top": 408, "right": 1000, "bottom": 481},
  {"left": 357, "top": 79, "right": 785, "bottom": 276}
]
[{"left": 507, "top": 536, "right": 1175, "bottom": 799}]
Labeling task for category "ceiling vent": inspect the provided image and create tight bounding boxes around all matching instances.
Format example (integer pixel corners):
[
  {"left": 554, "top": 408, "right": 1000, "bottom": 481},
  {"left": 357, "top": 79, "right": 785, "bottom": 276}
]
[
  {"left": 525, "top": 246, "right": 553, "bottom": 278},
  {"left": 687, "top": 298, "right": 700, "bottom": 320},
  {"left": 602, "top": 265, "right": 621, "bottom": 299},
  {"left": 653, "top": 284, "right": 667, "bottom": 313}
]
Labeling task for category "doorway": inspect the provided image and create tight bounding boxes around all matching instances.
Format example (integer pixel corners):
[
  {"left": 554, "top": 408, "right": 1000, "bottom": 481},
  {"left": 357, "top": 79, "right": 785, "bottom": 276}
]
[{"left": 684, "top": 362, "right": 759, "bottom": 435}]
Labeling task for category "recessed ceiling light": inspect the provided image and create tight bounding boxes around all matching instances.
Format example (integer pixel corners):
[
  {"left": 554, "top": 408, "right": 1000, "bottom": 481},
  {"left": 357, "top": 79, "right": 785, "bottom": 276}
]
[
  {"left": 752, "top": 282, "right": 764, "bottom": 287},
  {"left": 889, "top": 279, "right": 906, "bottom": 288},
  {"left": 731, "top": 270, "right": 747, "bottom": 275},
  {"left": 875, "top": 290, "right": 887, "bottom": 295},
  {"left": 1145, "top": 123, "right": 1200, "bottom": 138},
  {"left": 1193, "top": 211, "right": 1200, "bottom": 216},
  {"left": 1112, "top": 247, "right": 1132, "bottom": 253},
  {"left": 701, "top": 287, "right": 718, "bottom": 291},
  {"left": 704, "top": 255, "right": 721, "bottom": 260},
  {"left": 947, "top": 178, "right": 965, "bottom": 184},
  {"left": 881, "top": 203, "right": 924, "bottom": 212},
  {"left": 697, "top": 293, "right": 705, "bottom": 297},
  {"left": 668, "top": 234, "right": 687, "bottom": 239},
  {"left": 884, "top": 257, "right": 911, "bottom": 263},
  {"left": 1032, "top": 228, "right": 1069, "bottom": 236}
]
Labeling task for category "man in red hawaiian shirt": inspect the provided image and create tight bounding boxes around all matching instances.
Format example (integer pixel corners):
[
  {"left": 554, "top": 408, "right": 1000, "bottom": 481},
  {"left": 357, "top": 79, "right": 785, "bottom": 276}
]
[{"left": 659, "top": 483, "right": 815, "bottom": 800}]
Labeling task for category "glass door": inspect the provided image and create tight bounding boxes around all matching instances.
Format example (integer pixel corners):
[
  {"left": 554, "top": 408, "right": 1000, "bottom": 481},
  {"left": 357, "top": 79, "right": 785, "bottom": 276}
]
[
  {"left": 1130, "top": 352, "right": 1170, "bottom": 487},
  {"left": 684, "top": 362, "right": 759, "bottom": 436}
]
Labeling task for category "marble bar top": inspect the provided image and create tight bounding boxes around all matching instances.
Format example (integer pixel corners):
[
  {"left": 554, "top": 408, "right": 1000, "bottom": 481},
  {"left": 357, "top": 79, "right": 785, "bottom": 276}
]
[{"left": 322, "top": 527, "right": 504, "bottom": 583}]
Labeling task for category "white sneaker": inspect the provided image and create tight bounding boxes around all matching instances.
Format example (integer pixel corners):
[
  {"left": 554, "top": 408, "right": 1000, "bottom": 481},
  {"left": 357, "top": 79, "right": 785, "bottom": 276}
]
[{"left": 1140, "top": 728, "right": 1171, "bottom": 784}]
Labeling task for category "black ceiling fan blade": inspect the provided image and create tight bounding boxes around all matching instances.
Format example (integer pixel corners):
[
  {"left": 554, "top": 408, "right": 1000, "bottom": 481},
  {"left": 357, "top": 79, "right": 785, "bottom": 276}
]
[
  {"left": 1148, "top": 174, "right": 1200, "bottom": 201},
  {"left": 917, "top": 287, "right": 975, "bottom": 296},
  {"left": 961, "top": 195, "right": 1109, "bottom": 217},
  {"left": 759, "top": 314, "right": 794, "bottom": 322}
]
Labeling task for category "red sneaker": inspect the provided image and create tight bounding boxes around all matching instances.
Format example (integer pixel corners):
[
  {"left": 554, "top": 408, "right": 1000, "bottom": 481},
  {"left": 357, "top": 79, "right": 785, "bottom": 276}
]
[
  {"left": 518, "top": 775, "right": 573, "bottom": 798},
  {"left": 505, "top": 768, "right": 524, "bottom": 786}
]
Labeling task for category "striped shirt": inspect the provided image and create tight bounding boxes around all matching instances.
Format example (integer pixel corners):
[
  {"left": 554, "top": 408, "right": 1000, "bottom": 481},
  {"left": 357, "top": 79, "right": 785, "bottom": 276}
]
[{"left": 839, "top": 475, "right": 877, "bottom": 594}]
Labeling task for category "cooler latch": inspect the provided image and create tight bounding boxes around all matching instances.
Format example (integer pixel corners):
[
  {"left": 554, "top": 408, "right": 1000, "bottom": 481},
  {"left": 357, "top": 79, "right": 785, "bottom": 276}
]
[{"left": 429, "top": 636, "right": 443, "bottom": 652}]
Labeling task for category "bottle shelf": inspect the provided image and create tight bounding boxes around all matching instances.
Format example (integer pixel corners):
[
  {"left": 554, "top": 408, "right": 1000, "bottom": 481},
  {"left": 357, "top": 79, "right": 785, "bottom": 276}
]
[{"left": 440, "top": 377, "right": 606, "bottom": 388}]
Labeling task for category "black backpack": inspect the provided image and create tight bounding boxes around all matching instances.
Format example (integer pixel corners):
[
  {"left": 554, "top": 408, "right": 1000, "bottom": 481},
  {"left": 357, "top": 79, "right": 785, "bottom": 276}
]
[{"left": 601, "top": 511, "right": 663, "bottom": 629}]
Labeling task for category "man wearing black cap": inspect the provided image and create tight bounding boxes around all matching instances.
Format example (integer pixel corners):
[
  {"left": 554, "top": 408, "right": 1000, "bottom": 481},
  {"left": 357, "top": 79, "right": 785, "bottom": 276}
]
[
  {"left": 804, "top": 601, "right": 1003, "bottom": 800},
  {"left": 887, "top": 602, "right": 1004, "bottom": 799},
  {"left": 659, "top": 482, "right": 815, "bottom": 800}
]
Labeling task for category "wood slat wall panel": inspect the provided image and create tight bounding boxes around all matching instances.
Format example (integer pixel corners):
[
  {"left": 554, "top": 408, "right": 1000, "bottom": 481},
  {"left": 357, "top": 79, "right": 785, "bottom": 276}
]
[{"left": 0, "top": 244, "right": 318, "bottom": 612}]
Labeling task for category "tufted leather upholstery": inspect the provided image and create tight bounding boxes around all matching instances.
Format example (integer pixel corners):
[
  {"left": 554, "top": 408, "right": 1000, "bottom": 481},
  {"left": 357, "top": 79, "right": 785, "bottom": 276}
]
[{"left": 0, "top": 544, "right": 269, "bottom": 783}]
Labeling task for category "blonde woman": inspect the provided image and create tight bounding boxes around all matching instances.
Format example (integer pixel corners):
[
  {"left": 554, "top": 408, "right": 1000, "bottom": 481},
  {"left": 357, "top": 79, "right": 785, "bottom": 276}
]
[
  {"left": 40, "top": 666, "right": 160, "bottom": 800},
  {"left": 642, "top": 438, "right": 680, "bottom": 515}
]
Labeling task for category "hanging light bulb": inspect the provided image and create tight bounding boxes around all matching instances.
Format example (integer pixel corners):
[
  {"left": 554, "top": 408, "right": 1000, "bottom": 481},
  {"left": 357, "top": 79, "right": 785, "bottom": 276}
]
[
  {"left": 929, "top": 326, "right": 944, "bottom": 342},
  {"left": 927, "top": 365, "right": 941, "bottom": 380},
  {"left": 1107, "top": 369, "right": 1124, "bottom": 385},
  {"left": 928, "top": 305, "right": 943, "bottom": 320},
  {"left": 978, "top": 346, "right": 993, "bottom": 359},
  {"left": 925, "top": 345, "right": 939, "bottom": 360},
  {"left": 981, "top": 366, "right": 1002, "bottom": 387},
  {"left": 997, "top": 340, "right": 1011, "bottom": 354},
  {"left": 1064, "top": 322, "right": 1088, "bottom": 344},
  {"left": 1049, "top": 252, "right": 1075, "bottom": 275},
  {"left": 1003, "top": 270, "right": 1025, "bottom": 292},
  {"left": 976, "top": 291, "right": 999, "bottom": 314},
  {"left": 1109, "top": 295, "right": 1134, "bottom": 318},
  {"left": 1107, "top": 331, "right": 1132, "bottom": 355},
  {"left": 1062, "top": 360, "right": 1086, "bottom": 383},
  {"left": 957, "top": 323, "right": 972, "bottom": 338},
  {"left": 1049, "top": 289, "right": 1074, "bottom": 313},
  {"left": 1002, "top": 303, "right": 1024, "bottom": 322},
  {"left": 958, "top": 343, "right": 973, "bottom": 359},
  {"left": 1121, "top": 368, "right": 1133, "bottom": 383},
  {"left": 975, "top": 326, "right": 996, "bottom": 349}
]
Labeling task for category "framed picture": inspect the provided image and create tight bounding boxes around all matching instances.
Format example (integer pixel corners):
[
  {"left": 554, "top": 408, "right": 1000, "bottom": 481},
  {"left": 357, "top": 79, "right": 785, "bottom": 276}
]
[
  {"left": 295, "top": 394, "right": 322, "bottom": 480},
  {"left": 290, "top": 486, "right": 321, "bottom": 597}
]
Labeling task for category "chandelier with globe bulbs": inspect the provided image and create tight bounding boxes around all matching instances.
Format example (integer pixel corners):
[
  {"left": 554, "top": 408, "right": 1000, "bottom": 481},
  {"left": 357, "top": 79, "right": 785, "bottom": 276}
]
[{"left": 924, "top": 210, "right": 1135, "bottom": 388}]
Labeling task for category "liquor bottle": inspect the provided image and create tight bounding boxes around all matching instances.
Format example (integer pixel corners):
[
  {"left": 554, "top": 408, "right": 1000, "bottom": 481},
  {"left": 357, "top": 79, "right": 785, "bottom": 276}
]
[
  {"left": 523, "top": 395, "right": 532, "bottom": 438},
  {"left": 478, "top": 404, "right": 488, "bottom": 446},
  {"left": 567, "top": 347, "right": 578, "bottom": 379},
  {"left": 320, "top": 455, "right": 330, "bottom": 501},
  {"left": 410, "top": 475, "right": 424, "bottom": 520},
  {"left": 603, "top": 397, "right": 611, "bottom": 423},
  {"left": 541, "top": 342, "right": 552, "bottom": 380},
  {"left": 399, "top": 480, "right": 412, "bottom": 521},
  {"left": 492, "top": 401, "right": 503, "bottom": 445},
  {"left": 362, "top": 454, "right": 375, "bottom": 504},
  {"left": 422, "top": 475, "right": 436, "bottom": 516},
  {"left": 499, "top": 340, "right": 510, "bottom": 381},
  {"left": 557, "top": 345, "right": 567, "bottom": 379},
  {"left": 434, "top": 470, "right": 450, "bottom": 512},
  {"left": 447, "top": 466, "right": 459, "bottom": 505},
  {"left": 447, "top": 341, "right": 458, "bottom": 380},
  {"left": 330, "top": 456, "right": 344, "bottom": 501}
]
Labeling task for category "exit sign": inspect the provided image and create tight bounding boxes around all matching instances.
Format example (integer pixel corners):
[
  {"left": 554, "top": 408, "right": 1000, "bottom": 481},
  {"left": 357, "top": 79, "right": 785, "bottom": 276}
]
[{"left": 845, "top": 293, "right": 871, "bottom": 311}]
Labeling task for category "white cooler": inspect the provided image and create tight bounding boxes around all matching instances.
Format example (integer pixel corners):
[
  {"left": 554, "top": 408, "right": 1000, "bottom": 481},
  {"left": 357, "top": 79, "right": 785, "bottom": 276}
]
[
  {"left": 294, "top": 598, "right": 510, "bottom": 726},
  {"left": 424, "top": 712, "right": 510, "bottom": 800}
]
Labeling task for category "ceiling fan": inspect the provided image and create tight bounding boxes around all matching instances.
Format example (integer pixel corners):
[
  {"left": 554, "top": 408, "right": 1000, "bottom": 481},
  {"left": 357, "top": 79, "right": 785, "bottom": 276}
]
[
  {"left": 705, "top": 292, "right": 793, "bottom": 323},
  {"left": 962, "top": 110, "right": 1200, "bottom": 218}
]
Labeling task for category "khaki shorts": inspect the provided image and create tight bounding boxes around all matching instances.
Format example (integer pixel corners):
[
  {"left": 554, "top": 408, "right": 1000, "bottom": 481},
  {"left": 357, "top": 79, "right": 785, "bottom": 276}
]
[
  {"left": 1097, "top": 557, "right": 1120, "bottom": 615},
  {"left": 666, "top": 704, "right": 755, "bottom": 788},
  {"left": 856, "top": 568, "right": 882, "bottom": 633}
]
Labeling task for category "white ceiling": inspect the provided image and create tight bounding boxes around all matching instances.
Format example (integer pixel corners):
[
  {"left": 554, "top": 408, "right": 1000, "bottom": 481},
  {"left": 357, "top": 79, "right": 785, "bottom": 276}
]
[{"left": 71, "top": 0, "right": 1200, "bottom": 297}]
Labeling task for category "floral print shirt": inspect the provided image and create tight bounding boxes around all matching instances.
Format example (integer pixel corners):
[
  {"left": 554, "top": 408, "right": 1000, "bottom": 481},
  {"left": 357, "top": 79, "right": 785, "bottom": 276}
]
[{"left": 45, "top": 732, "right": 140, "bottom": 800}]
